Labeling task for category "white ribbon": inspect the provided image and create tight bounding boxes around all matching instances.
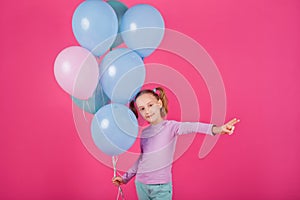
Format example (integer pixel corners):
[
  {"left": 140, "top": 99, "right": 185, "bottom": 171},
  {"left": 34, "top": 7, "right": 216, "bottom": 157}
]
[{"left": 112, "top": 156, "right": 124, "bottom": 200}]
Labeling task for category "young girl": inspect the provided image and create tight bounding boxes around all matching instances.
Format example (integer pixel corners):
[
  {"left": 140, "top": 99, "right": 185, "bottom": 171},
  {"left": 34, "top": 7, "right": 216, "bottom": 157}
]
[{"left": 112, "top": 87, "right": 239, "bottom": 199}]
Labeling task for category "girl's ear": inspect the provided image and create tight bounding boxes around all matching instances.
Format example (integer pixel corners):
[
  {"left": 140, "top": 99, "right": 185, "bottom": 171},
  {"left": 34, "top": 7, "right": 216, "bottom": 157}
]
[{"left": 158, "top": 99, "right": 163, "bottom": 108}]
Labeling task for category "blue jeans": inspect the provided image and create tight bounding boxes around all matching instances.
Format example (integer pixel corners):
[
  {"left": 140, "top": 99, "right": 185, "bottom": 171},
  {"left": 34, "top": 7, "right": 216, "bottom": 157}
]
[{"left": 135, "top": 181, "right": 172, "bottom": 200}]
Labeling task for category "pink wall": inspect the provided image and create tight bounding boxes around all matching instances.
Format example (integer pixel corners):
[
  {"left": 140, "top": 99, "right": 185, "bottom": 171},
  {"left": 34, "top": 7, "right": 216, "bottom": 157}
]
[{"left": 1, "top": 0, "right": 299, "bottom": 199}]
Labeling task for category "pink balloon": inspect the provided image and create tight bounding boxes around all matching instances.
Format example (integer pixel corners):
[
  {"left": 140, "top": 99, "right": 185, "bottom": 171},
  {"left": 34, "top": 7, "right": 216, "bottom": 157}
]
[{"left": 54, "top": 46, "right": 99, "bottom": 100}]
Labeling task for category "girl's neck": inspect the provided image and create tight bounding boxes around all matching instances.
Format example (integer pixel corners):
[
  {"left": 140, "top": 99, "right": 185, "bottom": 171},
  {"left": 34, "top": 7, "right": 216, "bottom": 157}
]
[{"left": 150, "top": 117, "right": 164, "bottom": 126}]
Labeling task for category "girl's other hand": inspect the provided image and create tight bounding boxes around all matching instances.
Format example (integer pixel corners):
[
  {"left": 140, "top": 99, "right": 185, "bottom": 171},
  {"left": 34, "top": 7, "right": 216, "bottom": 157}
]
[
  {"left": 112, "top": 176, "right": 124, "bottom": 186},
  {"left": 213, "top": 118, "right": 240, "bottom": 135}
]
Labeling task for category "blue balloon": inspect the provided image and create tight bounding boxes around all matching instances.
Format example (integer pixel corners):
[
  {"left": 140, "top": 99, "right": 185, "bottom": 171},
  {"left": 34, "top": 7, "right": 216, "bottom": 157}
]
[
  {"left": 91, "top": 103, "right": 138, "bottom": 156},
  {"left": 107, "top": 0, "right": 128, "bottom": 48},
  {"left": 72, "top": 1, "right": 118, "bottom": 56},
  {"left": 71, "top": 81, "right": 110, "bottom": 114},
  {"left": 120, "top": 4, "right": 165, "bottom": 58},
  {"left": 100, "top": 48, "right": 145, "bottom": 104}
]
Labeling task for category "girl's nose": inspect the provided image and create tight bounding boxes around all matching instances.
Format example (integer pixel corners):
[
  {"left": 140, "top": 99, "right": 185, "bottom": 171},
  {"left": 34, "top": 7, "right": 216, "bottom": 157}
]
[{"left": 145, "top": 107, "right": 150, "bottom": 113}]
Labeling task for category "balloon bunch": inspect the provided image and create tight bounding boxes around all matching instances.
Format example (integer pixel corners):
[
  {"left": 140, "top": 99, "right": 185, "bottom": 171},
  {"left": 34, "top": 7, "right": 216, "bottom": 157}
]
[{"left": 54, "top": 0, "right": 165, "bottom": 157}]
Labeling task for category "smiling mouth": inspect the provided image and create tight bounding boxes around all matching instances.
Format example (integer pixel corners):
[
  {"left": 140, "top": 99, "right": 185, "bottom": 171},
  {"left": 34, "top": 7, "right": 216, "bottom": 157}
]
[{"left": 146, "top": 114, "right": 154, "bottom": 119}]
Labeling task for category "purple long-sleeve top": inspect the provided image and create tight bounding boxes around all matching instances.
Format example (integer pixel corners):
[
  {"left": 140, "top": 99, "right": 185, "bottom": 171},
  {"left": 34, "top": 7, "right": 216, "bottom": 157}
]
[{"left": 121, "top": 120, "right": 215, "bottom": 184}]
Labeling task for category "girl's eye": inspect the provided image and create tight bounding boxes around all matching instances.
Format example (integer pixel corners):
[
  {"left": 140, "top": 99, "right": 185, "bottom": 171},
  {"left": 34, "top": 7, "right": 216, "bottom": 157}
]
[
  {"left": 149, "top": 104, "right": 153, "bottom": 107},
  {"left": 139, "top": 108, "right": 145, "bottom": 111}
]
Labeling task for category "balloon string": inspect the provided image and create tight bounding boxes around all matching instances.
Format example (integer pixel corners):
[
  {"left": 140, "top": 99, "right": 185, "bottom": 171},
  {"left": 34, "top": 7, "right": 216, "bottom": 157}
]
[
  {"left": 82, "top": 103, "right": 88, "bottom": 122},
  {"left": 112, "top": 156, "right": 125, "bottom": 200},
  {"left": 85, "top": 99, "right": 93, "bottom": 116}
]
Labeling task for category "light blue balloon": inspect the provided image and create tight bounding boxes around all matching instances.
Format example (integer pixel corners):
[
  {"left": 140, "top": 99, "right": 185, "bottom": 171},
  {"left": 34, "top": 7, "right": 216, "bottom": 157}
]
[
  {"left": 91, "top": 103, "right": 138, "bottom": 156},
  {"left": 71, "top": 81, "right": 110, "bottom": 114},
  {"left": 120, "top": 4, "right": 165, "bottom": 58},
  {"left": 100, "top": 48, "right": 145, "bottom": 104},
  {"left": 72, "top": 1, "right": 118, "bottom": 56}
]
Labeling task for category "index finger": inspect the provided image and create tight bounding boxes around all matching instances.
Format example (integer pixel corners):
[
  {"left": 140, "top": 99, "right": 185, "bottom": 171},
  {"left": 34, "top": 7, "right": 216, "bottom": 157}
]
[{"left": 226, "top": 118, "right": 240, "bottom": 126}]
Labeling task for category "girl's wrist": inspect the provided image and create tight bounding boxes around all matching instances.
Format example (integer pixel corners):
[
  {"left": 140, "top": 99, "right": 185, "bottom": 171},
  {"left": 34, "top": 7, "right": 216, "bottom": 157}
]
[{"left": 212, "top": 125, "right": 218, "bottom": 135}]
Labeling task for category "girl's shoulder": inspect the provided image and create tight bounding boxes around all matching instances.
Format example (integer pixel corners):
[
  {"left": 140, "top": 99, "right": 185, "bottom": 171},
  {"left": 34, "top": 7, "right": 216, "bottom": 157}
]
[{"left": 142, "top": 120, "right": 179, "bottom": 133}]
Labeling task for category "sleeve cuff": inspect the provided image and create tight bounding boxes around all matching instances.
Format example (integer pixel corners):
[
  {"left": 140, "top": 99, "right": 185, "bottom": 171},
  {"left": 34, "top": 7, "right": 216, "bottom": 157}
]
[
  {"left": 210, "top": 124, "right": 217, "bottom": 136},
  {"left": 121, "top": 173, "right": 129, "bottom": 184}
]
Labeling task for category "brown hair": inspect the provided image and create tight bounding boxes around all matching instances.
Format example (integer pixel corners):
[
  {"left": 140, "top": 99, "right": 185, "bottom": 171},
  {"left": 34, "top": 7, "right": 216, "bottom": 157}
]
[{"left": 129, "top": 87, "right": 168, "bottom": 119}]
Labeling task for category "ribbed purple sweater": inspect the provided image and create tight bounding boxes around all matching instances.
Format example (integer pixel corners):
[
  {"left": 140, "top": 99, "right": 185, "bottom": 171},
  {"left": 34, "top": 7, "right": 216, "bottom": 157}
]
[{"left": 122, "top": 120, "right": 214, "bottom": 184}]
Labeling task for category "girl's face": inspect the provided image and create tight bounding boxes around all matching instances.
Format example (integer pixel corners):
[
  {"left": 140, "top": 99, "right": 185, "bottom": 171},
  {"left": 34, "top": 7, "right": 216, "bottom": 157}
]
[{"left": 135, "top": 93, "right": 163, "bottom": 125}]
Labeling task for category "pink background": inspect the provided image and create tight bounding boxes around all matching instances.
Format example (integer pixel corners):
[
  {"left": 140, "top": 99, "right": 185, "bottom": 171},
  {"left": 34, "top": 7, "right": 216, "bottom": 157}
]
[{"left": 1, "top": 0, "right": 300, "bottom": 199}]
